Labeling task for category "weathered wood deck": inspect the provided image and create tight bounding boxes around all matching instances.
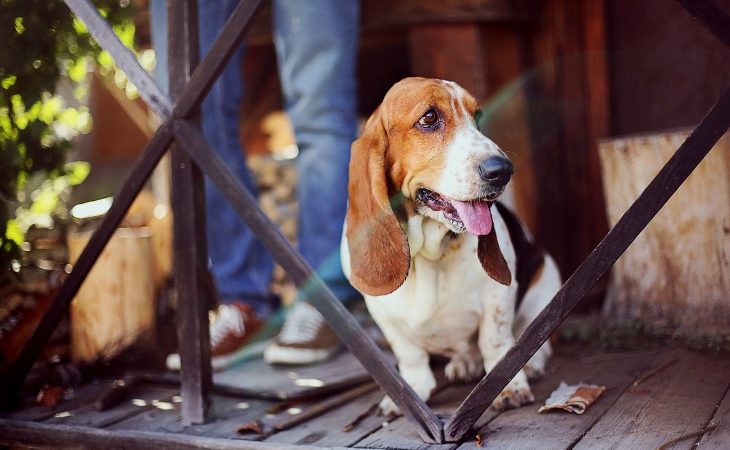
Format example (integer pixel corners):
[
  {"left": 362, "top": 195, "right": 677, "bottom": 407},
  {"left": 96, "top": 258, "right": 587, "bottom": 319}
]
[{"left": 1, "top": 343, "right": 728, "bottom": 449}]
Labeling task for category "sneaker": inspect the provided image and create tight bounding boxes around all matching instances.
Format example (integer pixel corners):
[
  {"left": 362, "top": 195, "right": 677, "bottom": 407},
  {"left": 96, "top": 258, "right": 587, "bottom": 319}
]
[
  {"left": 263, "top": 301, "right": 342, "bottom": 365},
  {"left": 166, "top": 302, "right": 262, "bottom": 372}
]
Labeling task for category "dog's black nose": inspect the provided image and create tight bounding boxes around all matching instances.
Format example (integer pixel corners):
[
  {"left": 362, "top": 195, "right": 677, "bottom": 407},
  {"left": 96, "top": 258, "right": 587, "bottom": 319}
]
[{"left": 479, "top": 157, "right": 513, "bottom": 189}]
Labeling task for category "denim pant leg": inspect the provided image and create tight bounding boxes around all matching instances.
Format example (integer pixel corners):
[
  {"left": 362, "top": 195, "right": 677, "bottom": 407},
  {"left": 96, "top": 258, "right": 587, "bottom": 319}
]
[
  {"left": 273, "top": 0, "right": 360, "bottom": 302},
  {"left": 150, "top": 0, "right": 276, "bottom": 317}
]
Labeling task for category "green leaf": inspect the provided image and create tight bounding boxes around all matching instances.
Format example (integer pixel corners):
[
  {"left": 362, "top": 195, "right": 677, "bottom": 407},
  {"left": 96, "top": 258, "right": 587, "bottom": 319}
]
[
  {"left": 64, "top": 161, "right": 90, "bottom": 186},
  {"left": 14, "top": 17, "right": 25, "bottom": 35},
  {"left": 67, "top": 57, "right": 88, "bottom": 83},
  {"left": 5, "top": 219, "right": 23, "bottom": 246},
  {"left": 1, "top": 75, "right": 17, "bottom": 90},
  {"left": 30, "top": 184, "right": 60, "bottom": 215}
]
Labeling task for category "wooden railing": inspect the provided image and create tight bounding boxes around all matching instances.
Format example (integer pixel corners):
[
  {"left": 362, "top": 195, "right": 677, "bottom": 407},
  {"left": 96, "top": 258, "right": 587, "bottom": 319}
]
[{"left": 1, "top": 0, "right": 728, "bottom": 444}]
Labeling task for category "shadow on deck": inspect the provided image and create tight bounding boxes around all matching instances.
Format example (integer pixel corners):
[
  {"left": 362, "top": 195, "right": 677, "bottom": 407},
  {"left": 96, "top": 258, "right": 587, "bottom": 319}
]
[{"left": 1, "top": 343, "right": 728, "bottom": 449}]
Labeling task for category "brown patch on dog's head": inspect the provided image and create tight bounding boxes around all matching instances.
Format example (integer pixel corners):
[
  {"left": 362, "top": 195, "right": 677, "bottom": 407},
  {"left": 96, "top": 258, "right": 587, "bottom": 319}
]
[{"left": 345, "top": 106, "right": 410, "bottom": 296}]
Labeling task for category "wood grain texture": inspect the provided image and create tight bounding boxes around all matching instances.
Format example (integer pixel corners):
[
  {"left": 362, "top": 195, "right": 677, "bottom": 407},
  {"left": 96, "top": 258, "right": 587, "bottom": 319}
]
[
  {"left": 168, "top": 0, "right": 212, "bottom": 426},
  {"left": 0, "top": 382, "right": 108, "bottom": 422},
  {"left": 162, "top": 395, "right": 274, "bottom": 440},
  {"left": 0, "top": 419, "right": 343, "bottom": 450},
  {"left": 41, "top": 385, "right": 178, "bottom": 428},
  {"left": 456, "top": 349, "right": 663, "bottom": 450},
  {"left": 523, "top": 0, "right": 609, "bottom": 277},
  {"left": 67, "top": 228, "right": 156, "bottom": 363},
  {"left": 574, "top": 350, "right": 730, "bottom": 450},
  {"left": 600, "top": 131, "right": 730, "bottom": 337},
  {"left": 697, "top": 383, "right": 730, "bottom": 449},
  {"left": 213, "top": 351, "right": 379, "bottom": 401},
  {"left": 362, "top": 0, "right": 534, "bottom": 29},
  {"left": 264, "top": 389, "right": 385, "bottom": 447},
  {"left": 354, "top": 379, "right": 495, "bottom": 450},
  {"left": 408, "top": 24, "right": 486, "bottom": 100}
]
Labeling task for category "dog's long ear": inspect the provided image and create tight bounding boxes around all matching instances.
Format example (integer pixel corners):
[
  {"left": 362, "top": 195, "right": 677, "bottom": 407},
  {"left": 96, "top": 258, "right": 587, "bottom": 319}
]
[
  {"left": 346, "top": 107, "right": 410, "bottom": 296},
  {"left": 477, "top": 232, "right": 512, "bottom": 286}
]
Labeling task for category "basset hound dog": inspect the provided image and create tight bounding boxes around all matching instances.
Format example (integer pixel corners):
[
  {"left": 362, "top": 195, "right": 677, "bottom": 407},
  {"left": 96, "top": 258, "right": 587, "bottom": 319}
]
[{"left": 340, "top": 77, "right": 562, "bottom": 414}]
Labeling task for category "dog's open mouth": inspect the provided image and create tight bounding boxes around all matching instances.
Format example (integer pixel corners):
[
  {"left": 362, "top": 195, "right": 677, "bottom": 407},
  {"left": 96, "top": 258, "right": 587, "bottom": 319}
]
[{"left": 416, "top": 188, "right": 494, "bottom": 235}]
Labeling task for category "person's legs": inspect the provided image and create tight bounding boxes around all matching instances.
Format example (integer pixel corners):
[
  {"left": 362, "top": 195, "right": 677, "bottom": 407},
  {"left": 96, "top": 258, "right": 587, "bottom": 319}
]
[
  {"left": 197, "top": 0, "right": 276, "bottom": 317},
  {"left": 264, "top": 0, "right": 360, "bottom": 365},
  {"left": 273, "top": 0, "right": 360, "bottom": 303}
]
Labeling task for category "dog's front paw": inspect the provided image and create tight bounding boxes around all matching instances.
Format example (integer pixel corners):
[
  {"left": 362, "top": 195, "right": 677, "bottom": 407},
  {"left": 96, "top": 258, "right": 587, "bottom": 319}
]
[
  {"left": 489, "top": 372, "right": 534, "bottom": 410},
  {"left": 524, "top": 343, "right": 551, "bottom": 380},
  {"left": 445, "top": 354, "right": 484, "bottom": 382}
]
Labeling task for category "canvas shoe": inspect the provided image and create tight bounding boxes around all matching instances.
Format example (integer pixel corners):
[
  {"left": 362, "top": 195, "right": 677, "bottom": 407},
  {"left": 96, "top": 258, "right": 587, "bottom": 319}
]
[
  {"left": 263, "top": 301, "right": 342, "bottom": 365},
  {"left": 166, "top": 302, "right": 262, "bottom": 372}
]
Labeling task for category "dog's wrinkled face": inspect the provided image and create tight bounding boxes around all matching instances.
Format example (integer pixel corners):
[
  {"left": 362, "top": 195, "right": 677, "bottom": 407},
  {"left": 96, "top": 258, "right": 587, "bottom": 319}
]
[
  {"left": 346, "top": 77, "right": 513, "bottom": 296},
  {"left": 379, "top": 78, "right": 512, "bottom": 235}
]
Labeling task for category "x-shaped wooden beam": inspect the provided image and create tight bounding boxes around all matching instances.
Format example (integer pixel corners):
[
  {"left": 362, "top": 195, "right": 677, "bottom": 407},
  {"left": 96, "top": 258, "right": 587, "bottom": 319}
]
[{"left": 3, "top": 0, "right": 729, "bottom": 444}]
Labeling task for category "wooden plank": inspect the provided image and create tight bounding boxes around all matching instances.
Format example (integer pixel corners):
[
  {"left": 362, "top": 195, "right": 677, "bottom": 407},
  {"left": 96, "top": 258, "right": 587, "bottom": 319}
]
[
  {"left": 353, "top": 376, "right": 497, "bottom": 450},
  {"left": 0, "top": 418, "right": 346, "bottom": 450},
  {"left": 456, "top": 349, "right": 665, "bottom": 449},
  {"left": 106, "top": 391, "right": 270, "bottom": 438},
  {"left": 1, "top": 124, "right": 173, "bottom": 408},
  {"left": 63, "top": 0, "right": 172, "bottom": 118},
  {"left": 697, "top": 384, "right": 730, "bottom": 449},
  {"left": 361, "top": 0, "right": 535, "bottom": 29},
  {"left": 41, "top": 385, "right": 178, "bottom": 428},
  {"left": 168, "top": 0, "right": 212, "bottom": 426},
  {"left": 0, "top": 382, "right": 108, "bottom": 422},
  {"left": 158, "top": 395, "right": 274, "bottom": 440},
  {"left": 264, "top": 388, "right": 385, "bottom": 447},
  {"left": 443, "top": 87, "right": 730, "bottom": 442},
  {"left": 171, "top": 119, "right": 443, "bottom": 443},
  {"left": 573, "top": 349, "right": 730, "bottom": 450},
  {"left": 677, "top": 0, "right": 730, "bottom": 46},
  {"left": 408, "top": 24, "right": 487, "bottom": 100},
  {"left": 172, "top": 0, "right": 264, "bottom": 118},
  {"left": 213, "top": 350, "right": 380, "bottom": 401}
]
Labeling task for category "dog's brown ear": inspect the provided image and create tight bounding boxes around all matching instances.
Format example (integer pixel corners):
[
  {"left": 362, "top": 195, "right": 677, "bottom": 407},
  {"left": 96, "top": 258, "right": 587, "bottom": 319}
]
[
  {"left": 477, "top": 232, "right": 512, "bottom": 286},
  {"left": 346, "top": 107, "right": 410, "bottom": 296}
]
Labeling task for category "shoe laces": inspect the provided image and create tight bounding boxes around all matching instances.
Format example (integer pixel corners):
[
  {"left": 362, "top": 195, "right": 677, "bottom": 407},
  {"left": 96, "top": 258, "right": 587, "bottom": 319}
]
[
  {"left": 277, "top": 302, "right": 325, "bottom": 344},
  {"left": 210, "top": 304, "right": 247, "bottom": 348}
]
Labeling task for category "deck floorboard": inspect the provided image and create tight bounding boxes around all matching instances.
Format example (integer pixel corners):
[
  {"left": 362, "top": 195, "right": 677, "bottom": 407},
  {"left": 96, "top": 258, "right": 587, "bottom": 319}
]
[{"left": 1, "top": 345, "right": 728, "bottom": 449}]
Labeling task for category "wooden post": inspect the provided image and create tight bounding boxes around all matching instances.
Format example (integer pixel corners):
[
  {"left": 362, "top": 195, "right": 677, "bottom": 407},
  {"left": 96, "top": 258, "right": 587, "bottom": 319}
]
[
  {"left": 600, "top": 130, "right": 730, "bottom": 337},
  {"left": 168, "top": 0, "right": 212, "bottom": 425}
]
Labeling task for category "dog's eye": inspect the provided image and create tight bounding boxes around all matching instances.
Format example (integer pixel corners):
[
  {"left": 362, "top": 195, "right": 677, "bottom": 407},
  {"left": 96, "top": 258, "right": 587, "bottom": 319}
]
[{"left": 417, "top": 109, "right": 439, "bottom": 129}]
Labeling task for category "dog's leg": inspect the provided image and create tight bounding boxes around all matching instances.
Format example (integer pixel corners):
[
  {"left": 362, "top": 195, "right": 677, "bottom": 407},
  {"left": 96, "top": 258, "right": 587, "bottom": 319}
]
[
  {"left": 513, "top": 255, "right": 561, "bottom": 379},
  {"left": 445, "top": 341, "right": 484, "bottom": 382},
  {"left": 478, "top": 286, "right": 534, "bottom": 410},
  {"left": 378, "top": 336, "right": 436, "bottom": 416}
]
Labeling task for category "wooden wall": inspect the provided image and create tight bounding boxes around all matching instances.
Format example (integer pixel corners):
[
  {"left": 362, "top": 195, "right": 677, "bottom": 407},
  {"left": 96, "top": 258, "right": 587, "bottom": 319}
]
[{"left": 607, "top": 0, "right": 730, "bottom": 136}]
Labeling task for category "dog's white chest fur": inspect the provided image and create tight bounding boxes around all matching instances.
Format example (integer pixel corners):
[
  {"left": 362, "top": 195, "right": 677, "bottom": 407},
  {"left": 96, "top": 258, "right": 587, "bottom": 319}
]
[{"left": 354, "top": 209, "right": 516, "bottom": 356}]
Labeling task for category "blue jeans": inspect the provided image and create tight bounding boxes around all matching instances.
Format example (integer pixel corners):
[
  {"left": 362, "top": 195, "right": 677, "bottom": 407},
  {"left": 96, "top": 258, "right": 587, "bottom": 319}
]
[{"left": 151, "top": 0, "right": 359, "bottom": 317}]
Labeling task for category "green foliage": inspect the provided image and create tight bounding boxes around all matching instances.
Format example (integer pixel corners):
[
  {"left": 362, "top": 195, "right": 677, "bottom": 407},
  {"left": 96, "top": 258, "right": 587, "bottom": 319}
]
[{"left": 0, "top": 0, "right": 134, "bottom": 274}]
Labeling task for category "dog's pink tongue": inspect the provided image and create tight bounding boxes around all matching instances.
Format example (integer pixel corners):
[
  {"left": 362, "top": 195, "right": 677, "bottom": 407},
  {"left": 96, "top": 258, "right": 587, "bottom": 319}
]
[{"left": 451, "top": 199, "right": 493, "bottom": 235}]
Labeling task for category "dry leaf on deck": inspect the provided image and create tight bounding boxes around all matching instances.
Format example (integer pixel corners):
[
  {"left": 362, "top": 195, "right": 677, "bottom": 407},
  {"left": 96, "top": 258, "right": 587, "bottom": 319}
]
[{"left": 538, "top": 382, "right": 605, "bottom": 414}]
